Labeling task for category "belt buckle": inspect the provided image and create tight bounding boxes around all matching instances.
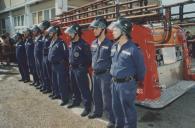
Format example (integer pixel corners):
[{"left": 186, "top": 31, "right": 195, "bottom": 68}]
[
  {"left": 125, "top": 77, "right": 129, "bottom": 81},
  {"left": 112, "top": 77, "right": 116, "bottom": 82}
]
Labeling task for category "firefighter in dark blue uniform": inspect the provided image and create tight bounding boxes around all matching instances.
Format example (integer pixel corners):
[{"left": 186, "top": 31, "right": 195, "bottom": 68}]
[
  {"left": 32, "top": 25, "right": 44, "bottom": 90},
  {"left": 24, "top": 28, "right": 39, "bottom": 86},
  {"left": 38, "top": 20, "right": 52, "bottom": 94},
  {"left": 108, "top": 18, "right": 146, "bottom": 128},
  {"left": 15, "top": 33, "right": 30, "bottom": 82},
  {"left": 47, "top": 25, "right": 69, "bottom": 106},
  {"left": 64, "top": 24, "right": 92, "bottom": 117},
  {"left": 88, "top": 17, "right": 115, "bottom": 128}
]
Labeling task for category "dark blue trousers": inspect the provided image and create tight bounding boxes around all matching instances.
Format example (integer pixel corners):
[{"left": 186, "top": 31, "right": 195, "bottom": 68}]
[
  {"left": 92, "top": 72, "right": 114, "bottom": 123},
  {"left": 34, "top": 56, "right": 44, "bottom": 87},
  {"left": 111, "top": 80, "right": 137, "bottom": 128},
  {"left": 51, "top": 63, "right": 69, "bottom": 102},
  {"left": 17, "top": 60, "right": 30, "bottom": 80},
  {"left": 70, "top": 67, "right": 91, "bottom": 110},
  {"left": 27, "top": 57, "right": 39, "bottom": 84},
  {"left": 42, "top": 56, "right": 51, "bottom": 91}
]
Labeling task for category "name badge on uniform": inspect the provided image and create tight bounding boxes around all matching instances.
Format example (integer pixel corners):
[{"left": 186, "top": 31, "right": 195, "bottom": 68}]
[
  {"left": 102, "top": 46, "right": 109, "bottom": 49},
  {"left": 62, "top": 43, "right": 66, "bottom": 50},
  {"left": 91, "top": 44, "right": 97, "bottom": 48},
  {"left": 111, "top": 49, "right": 116, "bottom": 53},
  {"left": 77, "top": 46, "right": 82, "bottom": 50},
  {"left": 74, "top": 52, "right": 79, "bottom": 57},
  {"left": 121, "top": 50, "right": 131, "bottom": 56}
]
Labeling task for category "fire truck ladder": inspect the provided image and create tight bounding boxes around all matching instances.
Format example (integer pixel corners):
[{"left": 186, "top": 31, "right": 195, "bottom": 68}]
[{"left": 51, "top": 0, "right": 163, "bottom": 27}]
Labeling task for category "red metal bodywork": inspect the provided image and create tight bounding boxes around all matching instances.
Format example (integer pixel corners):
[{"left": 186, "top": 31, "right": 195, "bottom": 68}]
[
  {"left": 61, "top": 23, "right": 195, "bottom": 102},
  {"left": 51, "top": 0, "right": 195, "bottom": 103}
]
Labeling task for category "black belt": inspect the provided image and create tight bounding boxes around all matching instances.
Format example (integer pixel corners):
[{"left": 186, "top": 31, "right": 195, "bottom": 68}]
[
  {"left": 94, "top": 70, "right": 108, "bottom": 75},
  {"left": 70, "top": 64, "right": 85, "bottom": 69},
  {"left": 112, "top": 76, "right": 135, "bottom": 83},
  {"left": 52, "top": 60, "right": 64, "bottom": 64}
]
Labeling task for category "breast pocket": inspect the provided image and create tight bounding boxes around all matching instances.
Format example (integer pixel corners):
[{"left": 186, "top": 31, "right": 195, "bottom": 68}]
[
  {"left": 51, "top": 45, "right": 59, "bottom": 56},
  {"left": 119, "top": 50, "right": 131, "bottom": 65},
  {"left": 100, "top": 45, "right": 109, "bottom": 58},
  {"left": 91, "top": 47, "right": 97, "bottom": 57}
]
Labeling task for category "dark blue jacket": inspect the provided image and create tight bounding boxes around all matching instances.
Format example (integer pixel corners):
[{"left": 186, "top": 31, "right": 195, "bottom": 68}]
[
  {"left": 110, "top": 40, "right": 146, "bottom": 81},
  {"left": 25, "top": 38, "right": 34, "bottom": 60},
  {"left": 69, "top": 39, "right": 91, "bottom": 67},
  {"left": 91, "top": 38, "right": 113, "bottom": 71},
  {"left": 16, "top": 41, "right": 27, "bottom": 62},
  {"left": 42, "top": 36, "right": 51, "bottom": 56},
  {"left": 48, "top": 38, "right": 69, "bottom": 64},
  {"left": 34, "top": 35, "right": 43, "bottom": 61}
]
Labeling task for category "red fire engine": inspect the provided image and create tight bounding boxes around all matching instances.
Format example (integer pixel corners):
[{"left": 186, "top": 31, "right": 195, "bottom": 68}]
[{"left": 50, "top": 0, "right": 195, "bottom": 108}]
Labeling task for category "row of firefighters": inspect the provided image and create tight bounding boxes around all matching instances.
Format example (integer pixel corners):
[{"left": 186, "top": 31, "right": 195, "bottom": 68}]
[{"left": 13, "top": 17, "right": 146, "bottom": 128}]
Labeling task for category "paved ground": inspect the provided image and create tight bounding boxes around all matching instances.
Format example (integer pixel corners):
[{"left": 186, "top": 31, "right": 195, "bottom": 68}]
[{"left": 0, "top": 64, "right": 195, "bottom": 128}]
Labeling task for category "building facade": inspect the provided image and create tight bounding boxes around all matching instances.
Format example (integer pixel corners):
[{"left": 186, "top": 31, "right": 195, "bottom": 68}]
[
  {"left": 0, "top": 0, "right": 94, "bottom": 35},
  {"left": 1, "top": 0, "right": 176, "bottom": 36}
]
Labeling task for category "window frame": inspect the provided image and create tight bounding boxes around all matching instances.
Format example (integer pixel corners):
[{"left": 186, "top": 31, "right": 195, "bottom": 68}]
[
  {"left": 0, "top": 19, "right": 6, "bottom": 34},
  {"left": 13, "top": 15, "right": 25, "bottom": 27},
  {"left": 31, "top": 8, "right": 56, "bottom": 25}
]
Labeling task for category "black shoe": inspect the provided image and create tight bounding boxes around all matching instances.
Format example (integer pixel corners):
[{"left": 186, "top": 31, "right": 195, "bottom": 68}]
[
  {"left": 88, "top": 113, "right": 102, "bottom": 119},
  {"left": 51, "top": 95, "right": 60, "bottom": 100},
  {"left": 40, "top": 88, "right": 45, "bottom": 92},
  {"left": 81, "top": 109, "right": 90, "bottom": 117},
  {"left": 24, "top": 79, "right": 30, "bottom": 83},
  {"left": 107, "top": 122, "right": 115, "bottom": 128},
  {"left": 43, "top": 90, "right": 51, "bottom": 94},
  {"left": 60, "top": 100, "right": 69, "bottom": 106},
  {"left": 18, "top": 79, "right": 24, "bottom": 81},
  {"left": 67, "top": 102, "right": 80, "bottom": 108},
  {"left": 49, "top": 94, "right": 54, "bottom": 98},
  {"left": 36, "top": 86, "right": 42, "bottom": 89},
  {"left": 34, "top": 83, "right": 39, "bottom": 87},
  {"left": 29, "top": 82, "right": 35, "bottom": 86}
]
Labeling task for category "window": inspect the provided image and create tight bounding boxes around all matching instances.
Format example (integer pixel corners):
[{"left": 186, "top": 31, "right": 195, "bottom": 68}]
[
  {"left": 13, "top": 15, "right": 25, "bottom": 26},
  {"left": 21, "top": 15, "right": 24, "bottom": 26},
  {"left": 44, "top": 10, "right": 50, "bottom": 20},
  {"left": 51, "top": 8, "right": 56, "bottom": 19},
  {"left": 17, "top": 16, "right": 20, "bottom": 26},
  {"left": 2, "top": 19, "right": 5, "bottom": 29},
  {"left": 32, "top": 8, "right": 56, "bottom": 25},
  {"left": 14, "top": 17, "right": 17, "bottom": 26},
  {"left": 38, "top": 11, "right": 43, "bottom": 23},
  {"left": 0, "top": 19, "right": 6, "bottom": 34},
  {"left": 32, "top": 13, "right": 37, "bottom": 24}
]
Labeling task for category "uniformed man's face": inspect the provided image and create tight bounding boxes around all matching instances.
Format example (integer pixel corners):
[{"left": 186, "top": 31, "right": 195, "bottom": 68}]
[
  {"left": 33, "top": 31, "right": 38, "bottom": 36},
  {"left": 93, "top": 27, "right": 102, "bottom": 37},
  {"left": 112, "top": 27, "right": 122, "bottom": 40},
  {"left": 24, "top": 33, "right": 28, "bottom": 38},
  {"left": 44, "top": 30, "right": 49, "bottom": 36},
  {"left": 23, "top": 35, "right": 26, "bottom": 40},
  {"left": 68, "top": 33, "right": 75, "bottom": 40},
  {"left": 49, "top": 32, "right": 55, "bottom": 39},
  {"left": 15, "top": 36, "right": 19, "bottom": 42}
]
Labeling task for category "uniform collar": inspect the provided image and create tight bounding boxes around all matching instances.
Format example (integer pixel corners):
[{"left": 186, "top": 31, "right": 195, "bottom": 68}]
[
  {"left": 96, "top": 38, "right": 107, "bottom": 46},
  {"left": 35, "top": 35, "right": 42, "bottom": 42},
  {"left": 52, "top": 39, "right": 57, "bottom": 44},
  {"left": 71, "top": 38, "right": 83, "bottom": 45},
  {"left": 17, "top": 41, "right": 24, "bottom": 44},
  {"left": 114, "top": 39, "right": 131, "bottom": 51}
]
